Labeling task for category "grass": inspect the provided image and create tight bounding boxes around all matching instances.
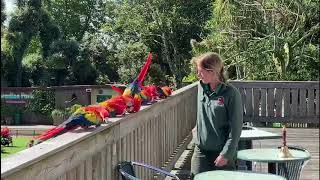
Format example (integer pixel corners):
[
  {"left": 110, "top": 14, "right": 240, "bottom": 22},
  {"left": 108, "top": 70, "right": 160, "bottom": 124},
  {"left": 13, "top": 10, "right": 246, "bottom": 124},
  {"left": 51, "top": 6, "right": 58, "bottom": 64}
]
[{"left": 1, "top": 136, "right": 32, "bottom": 159}]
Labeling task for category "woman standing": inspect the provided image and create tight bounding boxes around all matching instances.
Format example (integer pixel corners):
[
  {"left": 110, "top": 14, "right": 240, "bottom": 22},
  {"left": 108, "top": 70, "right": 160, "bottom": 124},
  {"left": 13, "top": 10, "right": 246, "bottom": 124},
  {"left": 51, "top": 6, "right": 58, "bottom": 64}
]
[{"left": 190, "top": 52, "right": 243, "bottom": 177}]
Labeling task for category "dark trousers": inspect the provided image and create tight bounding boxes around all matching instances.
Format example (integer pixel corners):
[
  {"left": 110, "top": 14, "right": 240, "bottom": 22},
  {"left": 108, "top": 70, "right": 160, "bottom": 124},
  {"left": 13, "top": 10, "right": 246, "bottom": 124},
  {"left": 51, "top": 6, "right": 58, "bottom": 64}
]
[{"left": 190, "top": 145, "right": 236, "bottom": 178}]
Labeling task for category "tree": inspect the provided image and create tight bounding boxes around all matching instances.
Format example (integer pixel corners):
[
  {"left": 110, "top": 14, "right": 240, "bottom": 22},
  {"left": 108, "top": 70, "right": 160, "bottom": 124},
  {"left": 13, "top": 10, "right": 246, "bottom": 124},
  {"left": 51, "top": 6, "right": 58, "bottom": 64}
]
[
  {"left": 1, "top": 0, "right": 7, "bottom": 85},
  {"left": 116, "top": 41, "right": 150, "bottom": 83},
  {"left": 102, "top": 0, "right": 211, "bottom": 86},
  {"left": 1, "top": 0, "right": 6, "bottom": 25},
  {"left": 80, "top": 34, "right": 119, "bottom": 84},
  {"left": 26, "top": 89, "right": 55, "bottom": 116},
  {"left": 190, "top": 0, "right": 319, "bottom": 81},
  {"left": 71, "top": 59, "right": 98, "bottom": 85},
  {"left": 22, "top": 53, "right": 47, "bottom": 85},
  {"left": 6, "top": 0, "right": 60, "bottom": 86},
  {"left": 45, "top": 39, "right": 79, "bottom": 85},
  {"left": 43, "top": 0, "right": 108, "bottom": 42}
]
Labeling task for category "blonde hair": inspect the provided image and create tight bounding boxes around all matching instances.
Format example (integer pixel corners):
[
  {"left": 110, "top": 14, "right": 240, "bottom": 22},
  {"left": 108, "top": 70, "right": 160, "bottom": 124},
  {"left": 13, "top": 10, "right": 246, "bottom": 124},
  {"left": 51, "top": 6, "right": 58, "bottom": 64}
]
[{"left": 191, "top": 52, "right": 227, "bottom": 82}]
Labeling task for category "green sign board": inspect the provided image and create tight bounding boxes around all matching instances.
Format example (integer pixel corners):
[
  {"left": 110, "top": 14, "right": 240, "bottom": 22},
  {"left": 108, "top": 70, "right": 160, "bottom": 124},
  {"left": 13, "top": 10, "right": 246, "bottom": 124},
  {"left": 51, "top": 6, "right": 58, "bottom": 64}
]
[{"left": 1, "top": 94, "right": 33, "bottom": 99}]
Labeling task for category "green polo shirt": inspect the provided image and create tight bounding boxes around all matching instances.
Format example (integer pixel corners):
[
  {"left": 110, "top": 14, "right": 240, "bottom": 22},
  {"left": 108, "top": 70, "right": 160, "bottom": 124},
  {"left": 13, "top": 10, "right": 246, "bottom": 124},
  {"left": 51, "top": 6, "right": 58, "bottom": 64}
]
[{"left": 195, "top": 81, "right": 243, "bottom": 160}]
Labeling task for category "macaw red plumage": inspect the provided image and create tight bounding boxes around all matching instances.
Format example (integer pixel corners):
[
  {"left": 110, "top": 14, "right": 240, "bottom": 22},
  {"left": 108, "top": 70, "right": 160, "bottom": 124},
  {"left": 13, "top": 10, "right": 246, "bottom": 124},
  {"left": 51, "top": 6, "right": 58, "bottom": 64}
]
[
  {"left": 34, "top": 105, "right": 108, "bottom": 143},
  {"left": 111, "top": 52, "right": 152, "bottom": 112},
  {"left": 110, "top": 86, "right": 141, "bottom": 113},
  {"left": 157, "top": 86, "right": 172, "bottom": 98},
  {"left": 34, "top": 52, "right": 172, "bottom": 144},
  {"left": 123, "top": 52, "right": 152, "bottom": 97},
  {"left": 140, "top": 85, "right": 158, "bottom": 104},
  {"left": 99, "top": 95, "right": 130, "bottom": 117}
]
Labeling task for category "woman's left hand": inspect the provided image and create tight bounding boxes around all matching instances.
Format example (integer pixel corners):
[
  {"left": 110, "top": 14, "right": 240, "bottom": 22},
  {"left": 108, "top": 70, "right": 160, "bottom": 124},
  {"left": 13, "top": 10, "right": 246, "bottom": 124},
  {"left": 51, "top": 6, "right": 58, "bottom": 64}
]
[{"left": 214, "top": 155, "right": 228, "bottom": 167}]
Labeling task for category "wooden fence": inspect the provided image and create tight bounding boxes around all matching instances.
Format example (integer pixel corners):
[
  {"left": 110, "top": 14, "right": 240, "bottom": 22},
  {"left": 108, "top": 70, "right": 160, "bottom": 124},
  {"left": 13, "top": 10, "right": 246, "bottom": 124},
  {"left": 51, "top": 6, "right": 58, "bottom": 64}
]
[
  {"left": 231, "top": 81, "right": 319, "bottom": 127},
  {"left": 1, "top": 83, "right": 197, "bottom": 180}
]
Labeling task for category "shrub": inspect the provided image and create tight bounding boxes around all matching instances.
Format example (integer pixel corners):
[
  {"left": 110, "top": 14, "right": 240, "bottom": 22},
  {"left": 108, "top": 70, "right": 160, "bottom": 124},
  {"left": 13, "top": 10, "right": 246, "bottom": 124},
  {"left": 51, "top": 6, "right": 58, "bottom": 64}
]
[
  {"left": 1, "top": 101, "right": 16, "bottom": 117},
  {"left": 51, "top": 109, "right": 68, "bottom": 125},
  {"left": 26, "top": 90, "right": 55, "bottom": 116}
]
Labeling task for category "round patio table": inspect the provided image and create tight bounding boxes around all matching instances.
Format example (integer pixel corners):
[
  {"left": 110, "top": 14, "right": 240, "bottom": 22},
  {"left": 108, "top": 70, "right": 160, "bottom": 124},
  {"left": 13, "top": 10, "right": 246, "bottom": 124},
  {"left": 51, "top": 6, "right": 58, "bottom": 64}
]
[
  {"left": 237, "top": 148, "right": 311, "bottom": 174},
  {"left": 238, "top": 126, "right": 281, "bottom": 170},
  {"left": 194, "top": 170, "right": 286, "bottom": 180}
]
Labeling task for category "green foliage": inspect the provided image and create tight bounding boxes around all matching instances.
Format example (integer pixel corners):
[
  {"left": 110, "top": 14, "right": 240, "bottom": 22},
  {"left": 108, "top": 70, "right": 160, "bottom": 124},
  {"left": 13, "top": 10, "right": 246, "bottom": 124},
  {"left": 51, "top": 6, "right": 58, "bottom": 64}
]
[
  {"left": 3, "top": 0, "right": 318, "bottom": 87},
  {"left": 1, "top": 101, "right": 17, "bottom": 117},
  {"left": 182, "top": 59, "right": 198, "bottom": 83},
  {"left": 71, "top": 59, "right": 98, "bottom": 85},
  {"left": 49, "top": 39, "right": 79, "bottom": 66},
  {"left": 67, "top": 104, "right": 82, "bottom": 115},
  {"left": 39, "top": 12, "right": 61, "bottom": 58},
  {"left": 80, "top": 34, "right": 119, "bottom": 83},
  {"left": 1, "top": 51, "right": 17, "bottom": 87},
  {"left": 103, "top": 0, "right": 212, "bottom": 86},
  {"left": 26, "top": 90, "right": 55, "bottom": 116},
  {"left": 51, "top": 108, "right": 65, "bottom": 117},
  {"left": 44, "top": 0, "right": 107, "bottom": 41},
  {"left": 188, "top": 0, "right": 320, "bottom": 81},
  {"left": 182, "top": 73, "right": 198, "bottom": 84},
  {"left": 1, "top": 0, "right": 6, "bottom": 25},
  {"left": 22, "top": 53, "right": 48, "bottom": 86},
  {"left": 5, "top": 0, "right": 61, "bottom": 86},
  {"left": 145, "top": 64, "right": 167, "bottom": 85},
  {"left": 51, "top": 104, "right": 82, "bottom": 122},
  {"left": 116, "top": 41, "right": 150, "bottom": 83},
  {"left": 45, "top": 39, "right": 80, "bottom": 85}
]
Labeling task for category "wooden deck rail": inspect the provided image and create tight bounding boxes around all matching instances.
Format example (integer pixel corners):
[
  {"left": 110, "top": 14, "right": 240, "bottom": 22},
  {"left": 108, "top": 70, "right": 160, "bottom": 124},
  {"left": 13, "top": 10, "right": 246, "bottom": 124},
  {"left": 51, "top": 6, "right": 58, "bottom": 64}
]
[
  {"left": 231, "top": 81, "right": 319, "bottom": 124},
  {"left": 1, "top": 81, "right": 319, "bottom": 180},
  {"left": 1, "top": 83, "right": 198, "bottom": 180}
]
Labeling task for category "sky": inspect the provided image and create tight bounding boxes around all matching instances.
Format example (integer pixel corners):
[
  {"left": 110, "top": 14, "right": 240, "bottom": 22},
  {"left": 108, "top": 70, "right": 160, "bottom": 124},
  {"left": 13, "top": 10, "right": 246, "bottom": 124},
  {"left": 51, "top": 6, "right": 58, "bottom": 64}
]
[{"left": 3, "top": 0, "right": 17, "bottom": 26}]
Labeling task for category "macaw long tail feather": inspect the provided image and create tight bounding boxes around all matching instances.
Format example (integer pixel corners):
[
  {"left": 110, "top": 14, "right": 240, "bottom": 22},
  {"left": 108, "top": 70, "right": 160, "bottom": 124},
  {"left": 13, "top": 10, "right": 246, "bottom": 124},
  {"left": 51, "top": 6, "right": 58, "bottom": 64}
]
[
  {"left": 137, "top": 52, "right": 152, "bottom": 83},
  {"left": 111, "top": 85, "right": 124, "bottom": 95},
  {"left": 35, "top": 126, "right": 71, "bottom": 141}
]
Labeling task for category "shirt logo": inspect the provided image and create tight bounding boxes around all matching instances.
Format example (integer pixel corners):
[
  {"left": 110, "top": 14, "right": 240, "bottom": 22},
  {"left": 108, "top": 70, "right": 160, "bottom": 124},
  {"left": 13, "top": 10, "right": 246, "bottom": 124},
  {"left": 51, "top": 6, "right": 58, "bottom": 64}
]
[{"left": 217, "top": 97, "right": 224, "bottom": 105}]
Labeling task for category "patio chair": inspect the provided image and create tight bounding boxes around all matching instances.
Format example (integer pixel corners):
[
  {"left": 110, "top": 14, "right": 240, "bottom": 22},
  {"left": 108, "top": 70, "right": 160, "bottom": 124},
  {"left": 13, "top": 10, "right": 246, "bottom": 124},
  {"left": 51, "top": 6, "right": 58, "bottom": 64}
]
[
  {"left": 277, "top": 145, "right": 310, "bottom": 180},
  {"left": 117, "top": 161, "right": 180, "bottom": 180}
]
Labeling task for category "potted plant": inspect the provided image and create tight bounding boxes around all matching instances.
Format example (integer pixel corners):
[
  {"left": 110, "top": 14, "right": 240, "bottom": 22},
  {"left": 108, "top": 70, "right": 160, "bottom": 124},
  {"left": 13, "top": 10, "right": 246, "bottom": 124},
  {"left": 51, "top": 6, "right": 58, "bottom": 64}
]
[{"left": 51, "top": 109, "right": 67, "bottom": 125}]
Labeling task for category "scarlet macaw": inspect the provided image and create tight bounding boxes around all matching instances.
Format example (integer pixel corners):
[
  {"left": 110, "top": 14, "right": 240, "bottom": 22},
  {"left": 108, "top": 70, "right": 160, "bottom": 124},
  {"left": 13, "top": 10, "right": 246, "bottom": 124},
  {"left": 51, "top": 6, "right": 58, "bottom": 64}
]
[
  {"left": 34, "top": 105, "right": 109, "bottom": 143},
  {"left": 34, "top": 52, "right": 172, "bottom": 144}
]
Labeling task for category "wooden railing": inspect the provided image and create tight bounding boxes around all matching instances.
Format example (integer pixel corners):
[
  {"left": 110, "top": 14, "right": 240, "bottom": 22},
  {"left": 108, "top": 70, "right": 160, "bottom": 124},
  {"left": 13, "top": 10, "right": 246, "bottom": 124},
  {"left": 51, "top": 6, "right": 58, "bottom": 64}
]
[
  {"left": 231, "top": 81, "right": 319, "bottom": 125},
  {"left": 1, "top": 81, "right": 319, "bottom": 180},
  {"left": 1, "top": 83, "right": 197, "bottom": 180}
]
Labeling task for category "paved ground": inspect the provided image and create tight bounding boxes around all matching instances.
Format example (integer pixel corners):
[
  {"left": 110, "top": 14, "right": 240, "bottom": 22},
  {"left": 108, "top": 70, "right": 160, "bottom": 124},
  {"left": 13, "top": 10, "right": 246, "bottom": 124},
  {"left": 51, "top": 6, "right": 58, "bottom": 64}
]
[
  {"left": 169, "top": 128, "right": 319, "bottom": 180},
  {"left": 166, "top": 142, "right": 194, "bottom": 180}
]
